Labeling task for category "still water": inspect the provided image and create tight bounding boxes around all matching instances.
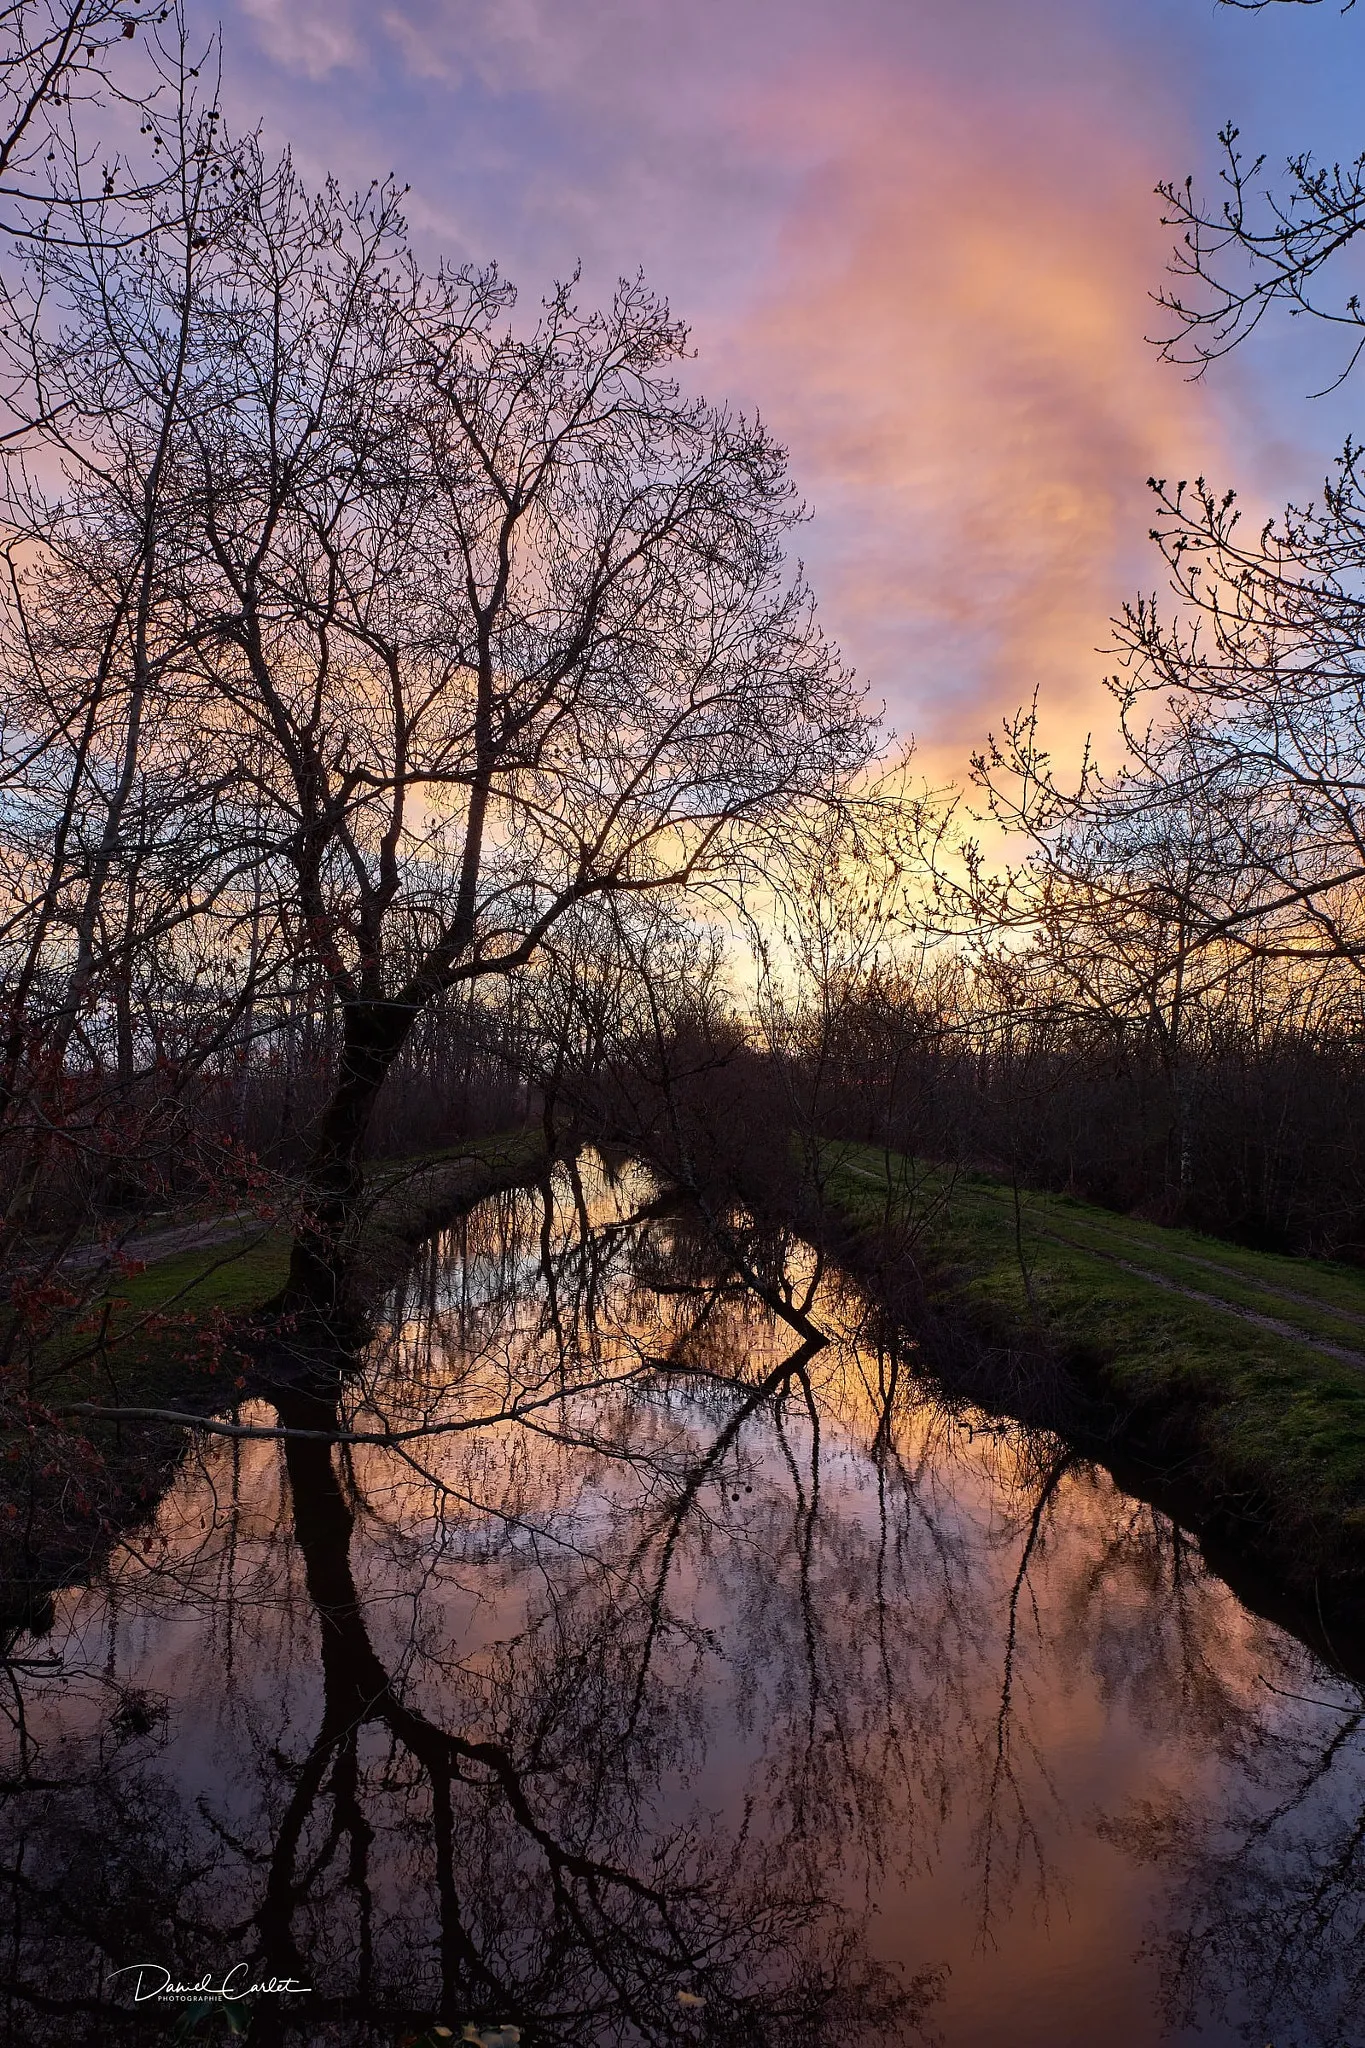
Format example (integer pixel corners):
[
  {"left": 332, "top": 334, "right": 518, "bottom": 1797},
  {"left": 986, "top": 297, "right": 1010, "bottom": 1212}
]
[{"left": 2, "top": 1153, "right": 1363, "bottom": 2045}]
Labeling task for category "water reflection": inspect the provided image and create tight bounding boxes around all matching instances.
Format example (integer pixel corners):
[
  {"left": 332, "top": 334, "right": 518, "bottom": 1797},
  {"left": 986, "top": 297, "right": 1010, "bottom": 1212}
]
[{"left": 0, "top": 1153, "right": 1363, "bottom": 2046}]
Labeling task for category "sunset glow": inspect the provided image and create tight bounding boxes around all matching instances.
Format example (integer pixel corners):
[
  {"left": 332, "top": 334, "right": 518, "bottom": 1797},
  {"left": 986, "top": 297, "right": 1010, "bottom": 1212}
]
[{"left": 214, "top": 0, "right": 1349, "bottom": 781}]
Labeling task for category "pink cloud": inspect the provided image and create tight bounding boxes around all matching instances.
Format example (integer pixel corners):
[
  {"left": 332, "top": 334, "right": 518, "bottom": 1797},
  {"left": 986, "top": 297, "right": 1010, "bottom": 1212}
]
[
  {"left": 217, "top": 2, "right": 1230, "bottom": 784},
  {"left": 238, "top": 0, "right": 363, "bottom": 79},
  {"left": 715, "top": 77, "right": 1225, "bottom": 780}
]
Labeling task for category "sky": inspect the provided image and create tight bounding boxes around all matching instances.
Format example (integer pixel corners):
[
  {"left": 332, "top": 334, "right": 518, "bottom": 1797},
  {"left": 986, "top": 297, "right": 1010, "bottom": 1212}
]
[{"left": 210, "top": 0, "right": 1365, "bottom": 786}]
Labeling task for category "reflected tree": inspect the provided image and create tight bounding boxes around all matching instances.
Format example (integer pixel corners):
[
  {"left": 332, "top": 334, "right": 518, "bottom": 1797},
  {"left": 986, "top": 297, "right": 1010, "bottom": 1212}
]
[{"left": 0, "top": 1157, "right": 1361, "bottom": 2044}]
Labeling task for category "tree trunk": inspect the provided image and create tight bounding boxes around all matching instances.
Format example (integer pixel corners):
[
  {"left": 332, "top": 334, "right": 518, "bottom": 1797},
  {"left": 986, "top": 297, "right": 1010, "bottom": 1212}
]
[{"left": 283, "top": 998, "right": 410, "bottom": 1320}]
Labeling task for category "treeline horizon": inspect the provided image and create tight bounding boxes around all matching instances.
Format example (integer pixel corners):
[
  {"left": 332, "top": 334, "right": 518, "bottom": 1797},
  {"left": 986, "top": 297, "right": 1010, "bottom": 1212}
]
[{"left": 20, "top": 935, "right": 1365, "bottom": 1261}]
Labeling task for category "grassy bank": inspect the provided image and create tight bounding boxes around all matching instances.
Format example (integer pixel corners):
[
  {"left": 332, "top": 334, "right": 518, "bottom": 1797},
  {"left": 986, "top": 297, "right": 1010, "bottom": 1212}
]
[
  {"left": 52, "top": 1129, "right": 547, "bottom": 1390},
  {"left": 2, "top": 1130, "right": 548, "bottom": 1626},
  {"left": 822, "top": 1143, "right": 1365, "bottom": 1602}
]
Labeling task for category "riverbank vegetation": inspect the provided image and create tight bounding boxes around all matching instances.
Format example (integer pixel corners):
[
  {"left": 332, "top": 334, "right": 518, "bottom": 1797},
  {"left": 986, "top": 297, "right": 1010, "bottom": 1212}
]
[
  {"left": 820, "top": 1142, "right": 1365, "bottom": 1605},
  {"left": 5, "top": 5, "right": 1365, "bottom": 2041}
]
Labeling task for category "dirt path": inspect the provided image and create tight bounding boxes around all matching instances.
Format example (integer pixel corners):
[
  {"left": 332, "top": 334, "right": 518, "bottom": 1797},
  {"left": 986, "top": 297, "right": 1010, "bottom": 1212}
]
[
  {"left": 62, "top": 1214, "right": 257, "bottom": 1271},
  {"left": 841, "top": 1161, "right": 1365, "bottom": 1370},
  {"left": 1042, "top": 1207, "right": 1365, "bottom": 1332},
  {"left": 1034, "top": 1219, "right": 1365, "bottom": 1370}
]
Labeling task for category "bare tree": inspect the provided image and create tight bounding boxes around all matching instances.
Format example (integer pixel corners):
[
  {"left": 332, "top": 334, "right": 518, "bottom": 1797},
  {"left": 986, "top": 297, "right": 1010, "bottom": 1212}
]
[
  {"left": 0, "top": 19, "right": 257, "bottom": 1234},
  {"left": 0, "top": 2, "right": 163, "bottom": 203},
  {"left": 957, "top": 466, "right": 1365, "bottom": 981},
  {"left": 1157, "top": 3, "right": 1364, "bottom": 384},
  {"left": 0, "top": 135, "right": 874, "bottom": 1313}
]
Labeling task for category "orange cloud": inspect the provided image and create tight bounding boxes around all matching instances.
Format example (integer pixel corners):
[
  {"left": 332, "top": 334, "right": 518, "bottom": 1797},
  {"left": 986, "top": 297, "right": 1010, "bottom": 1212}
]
[{"left": 718, "top": 76, "right": 1225, "bottom": 784}]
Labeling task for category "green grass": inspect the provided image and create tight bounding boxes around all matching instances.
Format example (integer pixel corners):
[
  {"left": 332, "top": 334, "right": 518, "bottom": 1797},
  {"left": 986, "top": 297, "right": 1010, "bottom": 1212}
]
[
  {"left": 107, "top": 1229, "right": 292, "bottom": 1318},
  {"left": 30, "top": 1230, "right": 291, "bottom": 1421},
  {"left": 822, "top": 1143, "right": 1365, "bottom": 1567},
  {"left": 37, "top": 1129, "right": 547, "bottom": 1415}
]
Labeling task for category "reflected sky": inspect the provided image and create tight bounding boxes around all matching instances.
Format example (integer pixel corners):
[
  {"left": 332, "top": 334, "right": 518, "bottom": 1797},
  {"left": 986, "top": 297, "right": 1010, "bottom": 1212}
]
[{"left": 1, "top": 1153, "right": 1362, "bottom": 2044}]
